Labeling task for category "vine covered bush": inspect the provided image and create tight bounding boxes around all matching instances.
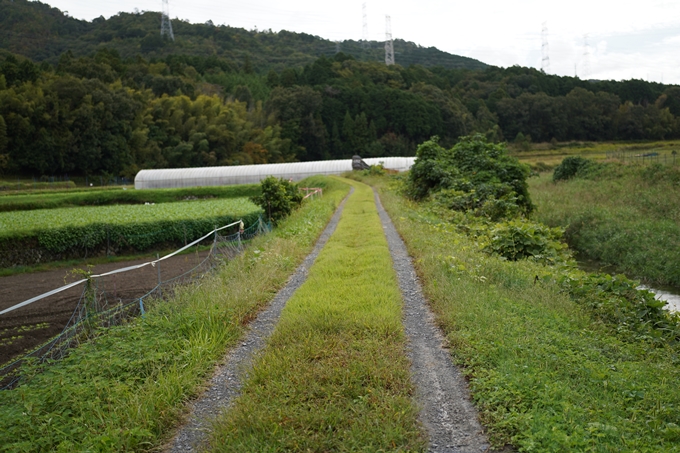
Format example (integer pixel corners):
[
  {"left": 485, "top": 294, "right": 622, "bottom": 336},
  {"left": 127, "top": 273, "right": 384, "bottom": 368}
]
[
  {"left": 408, "top": 134, "right": 533, "bottom": 215},
  {"left": 552, "top": 156, "right": 596, "bottom": 181}
]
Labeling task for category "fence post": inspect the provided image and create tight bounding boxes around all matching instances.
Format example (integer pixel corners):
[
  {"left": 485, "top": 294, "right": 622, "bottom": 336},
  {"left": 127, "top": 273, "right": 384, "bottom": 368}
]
[{"left": 157, "top": 253, "right": 162, "bottom": 298}]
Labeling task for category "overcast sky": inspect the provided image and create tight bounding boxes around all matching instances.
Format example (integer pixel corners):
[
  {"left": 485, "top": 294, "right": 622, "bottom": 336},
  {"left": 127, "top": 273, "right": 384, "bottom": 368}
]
[{"left": 41, "top": 0, "right": 680, "bottom": 85}]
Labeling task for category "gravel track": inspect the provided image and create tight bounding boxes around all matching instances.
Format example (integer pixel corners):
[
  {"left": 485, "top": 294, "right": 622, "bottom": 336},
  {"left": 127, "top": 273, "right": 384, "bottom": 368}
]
[
  {"left": 165, "top": 190, "right": 352, "bottom": 452},
  {"left": 373, "top": 189, "right": 492, "bottom": 453}
]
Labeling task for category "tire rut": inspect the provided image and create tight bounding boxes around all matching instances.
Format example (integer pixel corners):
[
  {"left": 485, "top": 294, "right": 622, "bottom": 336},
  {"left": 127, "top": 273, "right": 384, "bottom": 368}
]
[{"left": 373, "top": 189, "right": 492, "bottom": 453}]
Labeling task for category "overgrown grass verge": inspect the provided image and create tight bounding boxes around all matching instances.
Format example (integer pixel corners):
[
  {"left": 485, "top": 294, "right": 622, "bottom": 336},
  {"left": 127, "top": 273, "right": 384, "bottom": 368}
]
[
  {"left": 372, "top": 176, "right": 680, "bottom": 452},
  {"left": 0, "top": 175, "right": 349, "bottom": 453},
  {"left": 530, "top": 163, "right": 680, "bottom": 286},
  {"left": 205, "top": 178, "right": 426, "bottom": 452}
]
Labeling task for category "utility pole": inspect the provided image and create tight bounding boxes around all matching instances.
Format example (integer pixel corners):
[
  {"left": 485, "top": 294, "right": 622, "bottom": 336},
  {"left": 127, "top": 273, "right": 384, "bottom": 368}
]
[
  {"left": 161, "top": 0, "right": 175, "bottom": 41},
  {"left": 362, "top": 2, "right": 369, "bottom": 49},
  {"left": 541, "top": 22, "right": 550, "bottom": 73},
  {"left": 385, "top": 15, "right": 395, "bottom": 66}
]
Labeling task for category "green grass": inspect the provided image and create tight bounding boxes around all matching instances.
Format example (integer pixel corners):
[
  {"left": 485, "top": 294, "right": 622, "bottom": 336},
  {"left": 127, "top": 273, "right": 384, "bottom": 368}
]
[
  {"left": 371, "top": 175, "right": 680, "bottom": 452},
  {"left": 0, "top": 176, "right": 350, "bottom": 453},
  {"left": 205, "top": 178, "right": 426, "bottom": 452},
  {"left": 0, "top": 185, "right": 261, "bottom": 212},
  {"left": 530, "top": 163, "right": 680, "bottom": 286}
]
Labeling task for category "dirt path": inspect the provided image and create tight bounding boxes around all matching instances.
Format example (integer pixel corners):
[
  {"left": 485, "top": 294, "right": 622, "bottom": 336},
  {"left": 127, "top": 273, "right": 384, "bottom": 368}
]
[
  {"left": 164, "top": 185, "right": 492, "bottom": 452},
  {"left": 165, "top": 190, "right": 352, "bottom": 452},
  {"left": 374, "top": 189, "right": 492, "bottom": 453}
]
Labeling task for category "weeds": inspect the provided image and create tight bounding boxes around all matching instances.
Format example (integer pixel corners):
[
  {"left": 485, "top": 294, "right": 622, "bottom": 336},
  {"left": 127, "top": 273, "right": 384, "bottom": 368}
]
[
  {"left": 374, "top": 177, "right": 680, "bottom": 451},
  {"left": 531, "top": 163, "right": 680, "bottom": 286}
]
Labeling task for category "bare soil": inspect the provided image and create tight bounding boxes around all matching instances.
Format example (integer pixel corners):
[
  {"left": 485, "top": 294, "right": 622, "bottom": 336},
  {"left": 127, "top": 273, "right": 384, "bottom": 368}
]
[{"left": 0, "top": 250, "right": 211, "bottom": 367}]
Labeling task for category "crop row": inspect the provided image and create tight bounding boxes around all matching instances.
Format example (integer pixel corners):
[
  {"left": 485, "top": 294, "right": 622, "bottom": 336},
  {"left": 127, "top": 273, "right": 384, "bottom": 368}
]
[
  {"left": 0, "top": 185, "right": 260, "bottom": 212},
  {"left": 0, "top": 198, "right": 262, "bottom": 267}
]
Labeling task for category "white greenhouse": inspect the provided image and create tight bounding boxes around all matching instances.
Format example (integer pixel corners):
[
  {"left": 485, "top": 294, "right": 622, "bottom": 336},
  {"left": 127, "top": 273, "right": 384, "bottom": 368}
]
[{"left": 134, "top": 157, "right": 416, "bottom": 189}]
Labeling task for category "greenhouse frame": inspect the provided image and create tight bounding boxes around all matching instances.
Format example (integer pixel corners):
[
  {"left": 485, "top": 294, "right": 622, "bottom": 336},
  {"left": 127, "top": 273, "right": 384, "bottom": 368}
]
[{"left": 134, "top": 157, "right": 416, "bottom": 189}]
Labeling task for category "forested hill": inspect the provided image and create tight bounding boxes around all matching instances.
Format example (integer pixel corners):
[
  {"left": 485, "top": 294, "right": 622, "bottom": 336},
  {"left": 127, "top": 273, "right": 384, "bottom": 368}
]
[
  {"left": 0, "top": 0, "right": 487, "bottom": 71},
  {"left": 1, "top": 0, "right": 680, "bottom": 181}
]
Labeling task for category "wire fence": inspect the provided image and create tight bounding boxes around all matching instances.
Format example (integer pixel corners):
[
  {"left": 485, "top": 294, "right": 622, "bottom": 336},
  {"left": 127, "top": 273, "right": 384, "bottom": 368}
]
[
  {"left": 606, "top": 150, "right": 679, "bottom": 166},
  {"left": 0, "top": 217, "right": 271, "bottom": 389}
]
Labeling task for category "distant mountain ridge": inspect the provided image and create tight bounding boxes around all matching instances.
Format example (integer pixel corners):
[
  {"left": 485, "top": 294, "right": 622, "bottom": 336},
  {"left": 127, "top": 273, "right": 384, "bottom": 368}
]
[{"left": 0, "top": 0, "right": 488, "bottom": 71}]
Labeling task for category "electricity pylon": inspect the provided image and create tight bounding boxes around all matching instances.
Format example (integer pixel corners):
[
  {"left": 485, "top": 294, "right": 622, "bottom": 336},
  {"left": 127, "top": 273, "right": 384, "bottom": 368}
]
[
  {"left": 385, "top": 15, "right": 395, "bottom": 66},
  {"left": 541, "top": 22, "right": 550, "bottom": 73},
  {"left": 161, "top": 0, "right": 175, "bottom": 41}
]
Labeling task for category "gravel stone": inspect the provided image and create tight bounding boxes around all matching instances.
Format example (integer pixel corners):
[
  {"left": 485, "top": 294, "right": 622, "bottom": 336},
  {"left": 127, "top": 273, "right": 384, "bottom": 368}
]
[
  {"left": 164, "top": 190, "right": 352, "bottom": 452},
  {"left": 373, "top": 189, "right": 492, "bottom": 453}
]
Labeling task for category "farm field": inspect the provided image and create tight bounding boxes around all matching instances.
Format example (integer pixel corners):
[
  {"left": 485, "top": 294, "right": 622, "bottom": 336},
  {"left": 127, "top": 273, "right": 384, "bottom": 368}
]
[
  {"left": 0, "top": 175, "right": 351, "bottom": 451},
  {"left": 0, "top": 184, "right": 260, "bottom": 212},
  {"left": 511, "top": 139, "right": 680, "bottom": 170},
  {"left": 0, "top": 198, "right": 259, "bottom": 235},
  {"left": 0, "top": 196, "right": 262, "bottom": 269},
  {"left": 0, "top": 249, "right": 212, "bottom": 369}
]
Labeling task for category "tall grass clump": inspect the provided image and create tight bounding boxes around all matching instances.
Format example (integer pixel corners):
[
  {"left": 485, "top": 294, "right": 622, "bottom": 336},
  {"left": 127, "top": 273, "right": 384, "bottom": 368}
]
[
  {"left": 372, "top": 177, "right": 680, "bottom": 452},
  {"left": 205, "top": 179, "right": 426, "bottom": 452},
  {"left": 0, "top": 176, "right": 349, "bottom": 453},
  {"left": 531, "top": 161, "right": 680, "bottom": 286}
]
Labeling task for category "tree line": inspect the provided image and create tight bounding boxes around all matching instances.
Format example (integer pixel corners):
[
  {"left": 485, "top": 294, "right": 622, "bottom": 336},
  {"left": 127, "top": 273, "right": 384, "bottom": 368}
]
[{"left": 2, "top": 44, "right": 680, "bottom": 178}]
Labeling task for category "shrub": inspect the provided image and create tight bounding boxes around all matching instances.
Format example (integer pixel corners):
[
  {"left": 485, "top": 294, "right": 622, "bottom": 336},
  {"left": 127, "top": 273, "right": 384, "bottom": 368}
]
[
  {"left": 552, "top": 156, "right": 594, "bottom": 181},
  {"left": 482, "top": 219, "right": 569, "bottom": 263},
  {"left": 251, "top": 176, "right": 304, "bottom": 225},
  {"left": 408, "top": 134, "right": 533, "bottom": 215}
]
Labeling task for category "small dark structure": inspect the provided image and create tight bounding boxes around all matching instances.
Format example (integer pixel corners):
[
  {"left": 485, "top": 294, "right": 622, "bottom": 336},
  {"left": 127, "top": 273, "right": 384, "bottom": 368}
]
[{"left": 352, "top": 155, "right": 371, "bottom": 171}]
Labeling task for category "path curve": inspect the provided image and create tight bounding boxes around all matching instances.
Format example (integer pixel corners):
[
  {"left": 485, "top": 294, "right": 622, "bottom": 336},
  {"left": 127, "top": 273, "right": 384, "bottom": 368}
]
[
  {"left": 374, "top": 189, "right": 491, "bottom": 453},
  {"left": 165, "top": 189, "right": 352, "bottom": 452}
]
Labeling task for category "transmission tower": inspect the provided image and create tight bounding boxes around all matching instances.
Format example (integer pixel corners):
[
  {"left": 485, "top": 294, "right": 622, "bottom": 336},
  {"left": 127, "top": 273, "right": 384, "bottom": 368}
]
[
  {"left": 362, "top": 2, "right": 369, "bottom": 49},
  {"left": 161, "top": 0, "right": 175, "bottom": 41},
  {"left": 581, "top": 34, "right": 591, "bottom": 79},
  {"left": 385, "top": 15, "right": 395, "bottom": 66},
  {"left": 541, "top": 22, "right": 550, "bottom": 73},
  {"left": 335, "top": 40, "right": 341, "bottom": 54}
]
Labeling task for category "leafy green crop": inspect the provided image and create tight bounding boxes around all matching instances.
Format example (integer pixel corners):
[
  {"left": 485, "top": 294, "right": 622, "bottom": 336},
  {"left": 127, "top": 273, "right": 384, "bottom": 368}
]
[{"left": 0, "top": 198, "right": 262, "bottom": 265}]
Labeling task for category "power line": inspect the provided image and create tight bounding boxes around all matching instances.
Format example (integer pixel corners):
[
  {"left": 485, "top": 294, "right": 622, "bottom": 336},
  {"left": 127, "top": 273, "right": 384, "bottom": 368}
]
[{"left": 385, "top": 15, "right": 394, "bottom": 66}]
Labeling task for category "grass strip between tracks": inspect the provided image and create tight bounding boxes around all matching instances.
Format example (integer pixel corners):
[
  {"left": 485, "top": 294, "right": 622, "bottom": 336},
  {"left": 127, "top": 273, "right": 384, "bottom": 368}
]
[
  {"left": 369, "top": 175, "right": 680, "bottom": 452},
  {"left": 205, "top": 178, "right": 426, "bottom": 452},
  {"left": 0, "top": 175, "right": 348, "bottom": 453}
]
